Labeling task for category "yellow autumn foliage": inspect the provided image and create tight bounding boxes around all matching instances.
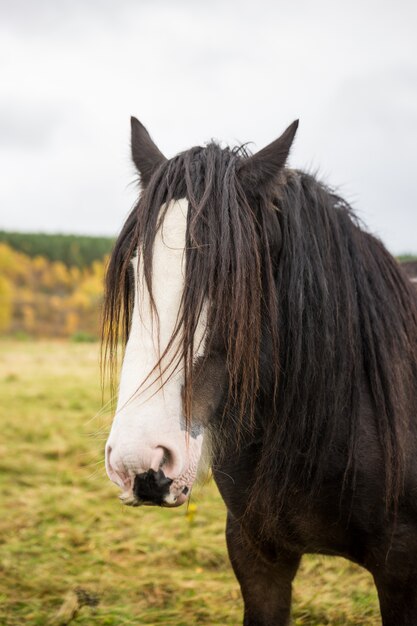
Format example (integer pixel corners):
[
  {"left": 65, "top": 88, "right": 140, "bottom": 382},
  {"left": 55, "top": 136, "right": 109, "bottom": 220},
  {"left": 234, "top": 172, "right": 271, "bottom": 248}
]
[
  {"left": 0, "top": 243, "right": 106, "bottom": 338},
  {"left": 0, "top": 275, "right": 13, "bottom": 332}
]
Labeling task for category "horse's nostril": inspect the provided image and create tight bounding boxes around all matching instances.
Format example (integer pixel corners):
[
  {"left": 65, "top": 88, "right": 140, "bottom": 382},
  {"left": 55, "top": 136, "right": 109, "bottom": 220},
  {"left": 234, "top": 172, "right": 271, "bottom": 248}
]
[
  {"left": 159, "top": 447, "right": 169, "bottom": 469},
  {"left": 154, "top": 445, "right": 182, "bottom": 478},
  {"left": 133, "top": 468, "right": 173, "bottom": 505},
  {"left": 105, "top": 444, "right": 130, "bottom": 489}
]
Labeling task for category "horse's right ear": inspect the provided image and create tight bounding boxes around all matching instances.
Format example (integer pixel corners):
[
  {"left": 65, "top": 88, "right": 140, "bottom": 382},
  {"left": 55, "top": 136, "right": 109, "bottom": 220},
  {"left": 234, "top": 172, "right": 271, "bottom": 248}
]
[
  {"left": 239, "top": 120, "right": 299, "bottom": 193},
  {"left": 130, "top": 117, "right": 167, "bottom": 186}
]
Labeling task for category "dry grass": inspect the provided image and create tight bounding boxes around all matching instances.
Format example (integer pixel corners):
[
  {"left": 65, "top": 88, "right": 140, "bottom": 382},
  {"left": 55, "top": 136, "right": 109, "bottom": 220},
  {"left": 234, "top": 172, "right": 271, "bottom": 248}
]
[{"left": 0, "top": 340, "right": 380, "bottom": 625}]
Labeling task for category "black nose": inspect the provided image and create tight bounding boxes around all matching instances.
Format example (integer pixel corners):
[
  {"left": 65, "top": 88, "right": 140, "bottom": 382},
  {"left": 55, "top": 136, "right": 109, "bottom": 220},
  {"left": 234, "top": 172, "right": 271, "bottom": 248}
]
[{"left": 133, "top": 468, "right": 173, "bottom": 505}]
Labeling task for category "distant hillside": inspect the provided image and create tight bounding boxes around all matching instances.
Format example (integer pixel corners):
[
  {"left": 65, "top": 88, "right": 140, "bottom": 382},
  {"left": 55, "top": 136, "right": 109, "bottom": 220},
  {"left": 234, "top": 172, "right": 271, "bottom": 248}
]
[
  {"left": 0, "top": 231, "right": 114, "bottom": 268},
  {"left": 398, "top": 254, "right": 417, "bottom": 263}
]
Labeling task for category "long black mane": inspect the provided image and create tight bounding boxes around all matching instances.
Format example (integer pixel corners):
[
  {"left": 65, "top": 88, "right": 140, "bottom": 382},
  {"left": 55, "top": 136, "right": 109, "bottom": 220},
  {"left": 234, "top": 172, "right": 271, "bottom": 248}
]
[
  {"left": 256, "top": 171, "right": 417, "bottom": 520},
  {"left": 103, "top": 142, "right": 417, "bottom": 520}
]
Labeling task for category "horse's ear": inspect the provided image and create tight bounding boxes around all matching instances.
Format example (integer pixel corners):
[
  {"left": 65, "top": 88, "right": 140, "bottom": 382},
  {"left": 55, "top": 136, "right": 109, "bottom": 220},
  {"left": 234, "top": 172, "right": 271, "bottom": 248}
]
[
  {"left": 131, "top": 117, "right": 167, "bottom": 186},
  {"left": 239, "top": 120, "right": 299, "bottom": 192}
]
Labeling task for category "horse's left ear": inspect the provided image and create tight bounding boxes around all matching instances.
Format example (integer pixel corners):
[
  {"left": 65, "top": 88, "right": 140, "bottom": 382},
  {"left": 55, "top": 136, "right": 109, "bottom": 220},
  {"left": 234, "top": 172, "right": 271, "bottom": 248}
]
[
  {"left": 239, "top": 120, "right": 299, "bottom": 192},
  {"left": 131, "top": 117, "right": 167, "bottom": 186}
]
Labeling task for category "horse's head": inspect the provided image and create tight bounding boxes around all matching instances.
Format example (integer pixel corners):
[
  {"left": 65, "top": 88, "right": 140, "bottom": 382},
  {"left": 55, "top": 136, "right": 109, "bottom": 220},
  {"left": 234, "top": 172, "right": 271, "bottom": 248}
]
[{"left": 104, "top": 117, "right": 297, "bottom": 507}]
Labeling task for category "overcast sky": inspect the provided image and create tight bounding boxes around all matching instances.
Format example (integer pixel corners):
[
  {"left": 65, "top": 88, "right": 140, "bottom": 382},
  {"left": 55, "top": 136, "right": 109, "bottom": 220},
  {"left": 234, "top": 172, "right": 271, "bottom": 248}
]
[{"left": 1, "top": 0, "right": 416, "bottom": 253}]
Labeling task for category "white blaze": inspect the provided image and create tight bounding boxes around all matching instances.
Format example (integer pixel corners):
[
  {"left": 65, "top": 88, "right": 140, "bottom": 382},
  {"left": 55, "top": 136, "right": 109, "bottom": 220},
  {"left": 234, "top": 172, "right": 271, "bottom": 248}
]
[{"left": 105, "top": 198, "right": 205, "bottom": 504}]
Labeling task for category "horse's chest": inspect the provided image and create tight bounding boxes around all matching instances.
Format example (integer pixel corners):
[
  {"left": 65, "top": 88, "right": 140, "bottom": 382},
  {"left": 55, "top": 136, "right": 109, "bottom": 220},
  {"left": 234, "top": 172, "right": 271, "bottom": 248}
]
[{"left": 215, "top": 465, "right": 368, "bottom": 560}]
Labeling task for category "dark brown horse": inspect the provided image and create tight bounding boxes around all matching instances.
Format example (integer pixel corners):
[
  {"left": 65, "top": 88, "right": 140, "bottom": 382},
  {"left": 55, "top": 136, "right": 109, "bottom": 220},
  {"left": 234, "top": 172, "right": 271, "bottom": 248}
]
[{"left": 103, "top": 117, "right": 417, "bottom": 625}]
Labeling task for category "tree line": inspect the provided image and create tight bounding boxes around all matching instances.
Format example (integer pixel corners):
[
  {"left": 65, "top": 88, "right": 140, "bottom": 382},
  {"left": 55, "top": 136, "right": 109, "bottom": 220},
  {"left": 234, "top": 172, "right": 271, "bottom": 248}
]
[{"left": 0, "top": 231, "right": 114, "bottom": 268}]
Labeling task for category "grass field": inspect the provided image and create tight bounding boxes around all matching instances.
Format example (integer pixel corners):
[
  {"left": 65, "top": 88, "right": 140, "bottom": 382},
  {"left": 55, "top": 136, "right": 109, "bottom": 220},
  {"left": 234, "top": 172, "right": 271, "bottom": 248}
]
[{"left": 0, "top": 341, "right": 381, "bottom": 625}]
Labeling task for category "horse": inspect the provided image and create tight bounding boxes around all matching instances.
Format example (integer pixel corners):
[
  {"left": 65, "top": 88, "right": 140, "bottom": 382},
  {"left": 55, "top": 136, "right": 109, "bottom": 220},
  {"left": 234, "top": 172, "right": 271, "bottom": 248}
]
[{"left": 103, "top": 117, "right": 417, "bottom": 626}]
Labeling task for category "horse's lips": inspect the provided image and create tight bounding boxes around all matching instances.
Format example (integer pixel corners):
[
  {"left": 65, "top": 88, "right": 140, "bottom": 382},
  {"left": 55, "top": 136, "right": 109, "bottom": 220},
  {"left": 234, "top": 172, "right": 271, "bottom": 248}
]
[
  {"left": 118, "top": 487, "right": 189, "bottom": 508},
  {"left": 165, "top": 492, "right": 188, "bottom": 507}
]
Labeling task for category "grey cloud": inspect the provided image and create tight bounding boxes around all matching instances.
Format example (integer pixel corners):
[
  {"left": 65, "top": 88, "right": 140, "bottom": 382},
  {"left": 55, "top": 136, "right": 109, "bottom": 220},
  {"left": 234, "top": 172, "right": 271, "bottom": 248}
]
[{"left": 0, "top": 101, "right": 65, "bottom": 149}]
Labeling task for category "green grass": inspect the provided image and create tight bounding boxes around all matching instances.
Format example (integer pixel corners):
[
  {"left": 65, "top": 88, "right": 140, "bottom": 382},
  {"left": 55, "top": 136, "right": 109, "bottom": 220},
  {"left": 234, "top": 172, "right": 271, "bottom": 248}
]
[{"left": 0, "top": 341, "right": 380, "bottom": 625}]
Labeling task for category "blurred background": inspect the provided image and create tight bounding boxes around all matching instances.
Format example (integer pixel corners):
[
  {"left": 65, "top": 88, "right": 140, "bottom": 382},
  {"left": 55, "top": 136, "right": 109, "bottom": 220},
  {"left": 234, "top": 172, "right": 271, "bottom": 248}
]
[{"left": 0, "top": 1, "right": 416, "bottom": 624}]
